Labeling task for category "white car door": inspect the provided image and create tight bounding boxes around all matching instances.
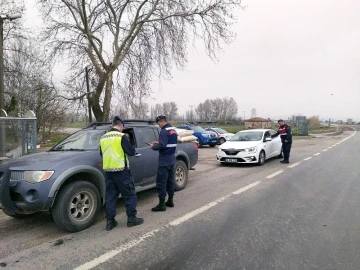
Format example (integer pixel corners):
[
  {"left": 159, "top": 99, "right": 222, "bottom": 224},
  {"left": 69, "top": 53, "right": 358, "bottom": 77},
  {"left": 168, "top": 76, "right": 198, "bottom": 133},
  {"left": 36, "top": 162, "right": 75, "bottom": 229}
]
[
  {"left": 263, "top": 131, "right": 275, "bottom": 158},
  {"left": 269, "top": 129, "right": 282, "bottom": 155}
]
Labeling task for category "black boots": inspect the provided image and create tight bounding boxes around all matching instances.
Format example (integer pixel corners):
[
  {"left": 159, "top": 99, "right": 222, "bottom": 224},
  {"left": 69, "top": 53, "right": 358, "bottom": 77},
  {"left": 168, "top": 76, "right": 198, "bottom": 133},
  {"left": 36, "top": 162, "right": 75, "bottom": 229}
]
[
  {"left": 165, "top": 196, "right": 174, "bottom": 208},
  {"left": 106, "top": 218, "right": 118, "bottom": 231},
  {"left": 127, "top": 216, "right": 144, "bottom": 227},
  {"left": 152, "top": 198, "right": 166, "bottom": 212},
  {"left": 280, "top": 160, "right": 289, "bottom": 164}
]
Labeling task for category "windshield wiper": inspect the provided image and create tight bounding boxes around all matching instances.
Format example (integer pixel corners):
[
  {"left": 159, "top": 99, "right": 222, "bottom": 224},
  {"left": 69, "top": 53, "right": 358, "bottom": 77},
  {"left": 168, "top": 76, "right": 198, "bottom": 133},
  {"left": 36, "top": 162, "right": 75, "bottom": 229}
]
[{"left": 63, "top": 148, "right": 85, "bottom": 151}]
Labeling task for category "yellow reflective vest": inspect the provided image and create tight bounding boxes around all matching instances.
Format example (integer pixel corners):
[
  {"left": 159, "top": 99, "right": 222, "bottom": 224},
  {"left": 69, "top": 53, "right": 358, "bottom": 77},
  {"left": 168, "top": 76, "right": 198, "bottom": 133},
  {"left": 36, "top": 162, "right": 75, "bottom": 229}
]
[{"left": 100, "top": 131, "right": 128, "bottom": 171}]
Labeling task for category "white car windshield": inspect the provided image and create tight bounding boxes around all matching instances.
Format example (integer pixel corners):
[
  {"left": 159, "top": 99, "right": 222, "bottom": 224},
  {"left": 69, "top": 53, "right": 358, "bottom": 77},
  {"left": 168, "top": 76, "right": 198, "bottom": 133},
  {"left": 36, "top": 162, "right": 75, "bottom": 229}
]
[
  {"left": 230, "top": 131, "right": 263, "bottom": 142},
  {"left": 213, "top": 128, "right": 228, "bottom": 134}
]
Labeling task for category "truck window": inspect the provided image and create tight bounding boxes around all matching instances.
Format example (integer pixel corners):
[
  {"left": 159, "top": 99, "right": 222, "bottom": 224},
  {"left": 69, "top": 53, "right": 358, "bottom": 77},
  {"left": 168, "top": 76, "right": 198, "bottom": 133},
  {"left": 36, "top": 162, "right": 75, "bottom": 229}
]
[{"left": 135, "top": 127, "right": 157, "bottom": 148}]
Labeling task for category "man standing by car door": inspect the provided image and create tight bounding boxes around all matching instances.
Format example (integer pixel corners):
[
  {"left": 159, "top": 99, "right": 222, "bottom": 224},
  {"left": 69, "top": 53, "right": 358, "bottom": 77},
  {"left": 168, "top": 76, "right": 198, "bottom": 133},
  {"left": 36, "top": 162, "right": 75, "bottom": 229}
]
[
  {"left": 272, "top": 119, "right": 292, "bottom": 164},
  {"left": 149, "top": 115, "right": 178, "bottom": 212},
  {"left": 100, "top": 116, "right": 144, "bottom": 231}
]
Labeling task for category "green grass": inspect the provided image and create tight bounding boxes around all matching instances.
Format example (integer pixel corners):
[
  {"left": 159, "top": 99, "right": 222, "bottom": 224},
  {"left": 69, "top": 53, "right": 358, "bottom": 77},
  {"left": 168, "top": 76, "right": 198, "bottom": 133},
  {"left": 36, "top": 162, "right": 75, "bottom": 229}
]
[{"left": 64, "top": 121, "right": 88, "bottom": 128}]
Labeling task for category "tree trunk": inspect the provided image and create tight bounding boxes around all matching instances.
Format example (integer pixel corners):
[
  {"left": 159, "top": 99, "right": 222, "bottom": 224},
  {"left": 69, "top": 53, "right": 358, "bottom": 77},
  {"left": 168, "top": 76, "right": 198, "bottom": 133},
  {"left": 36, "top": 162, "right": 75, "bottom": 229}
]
[
  {"left": 90, "top": 72, "right": 107, "bottom": 122},
  {"left": 102, "top": 70, "right": 113, "bottom": 122}
]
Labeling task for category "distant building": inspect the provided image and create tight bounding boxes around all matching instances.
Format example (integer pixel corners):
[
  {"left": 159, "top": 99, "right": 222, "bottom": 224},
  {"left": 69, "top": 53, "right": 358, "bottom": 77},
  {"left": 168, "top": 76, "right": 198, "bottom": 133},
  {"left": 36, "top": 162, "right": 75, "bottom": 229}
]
[{"left": 244, "top": 117, "right": 271, "bottom": 129}]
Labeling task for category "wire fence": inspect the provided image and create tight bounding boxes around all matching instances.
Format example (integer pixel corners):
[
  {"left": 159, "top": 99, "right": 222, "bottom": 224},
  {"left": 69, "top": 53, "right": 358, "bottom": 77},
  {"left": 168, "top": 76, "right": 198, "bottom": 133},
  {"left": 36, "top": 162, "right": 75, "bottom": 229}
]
[{"left": 0, "top": 111, "right": 37, "bottom": 163}]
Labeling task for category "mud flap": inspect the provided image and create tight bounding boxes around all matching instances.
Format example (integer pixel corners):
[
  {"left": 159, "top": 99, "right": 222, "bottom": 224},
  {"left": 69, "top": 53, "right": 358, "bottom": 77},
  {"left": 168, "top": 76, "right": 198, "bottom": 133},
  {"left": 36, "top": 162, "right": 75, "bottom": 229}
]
[{"left": 0, "top": 170, "right": 17, "bottom": 215}]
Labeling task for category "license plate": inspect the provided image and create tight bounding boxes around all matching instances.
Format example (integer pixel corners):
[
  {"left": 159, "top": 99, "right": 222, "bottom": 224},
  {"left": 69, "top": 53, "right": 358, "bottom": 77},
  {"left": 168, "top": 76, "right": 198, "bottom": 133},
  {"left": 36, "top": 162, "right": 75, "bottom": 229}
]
[{"left": 225, "top": 158, "right": 237, "bottom": 163}]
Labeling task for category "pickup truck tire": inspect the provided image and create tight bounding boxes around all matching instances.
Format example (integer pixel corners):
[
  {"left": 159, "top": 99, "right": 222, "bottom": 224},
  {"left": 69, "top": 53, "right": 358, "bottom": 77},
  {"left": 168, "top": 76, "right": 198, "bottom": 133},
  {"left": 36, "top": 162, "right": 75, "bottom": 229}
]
[
  {"left": 209, "top": 143, "right": 216, "bottom": 147},
  {"left": 52, "top": 181, "right": 101, "bottom": 232},
  {"left": 174, "top": 160, "right": 188, "bottom": 191}
]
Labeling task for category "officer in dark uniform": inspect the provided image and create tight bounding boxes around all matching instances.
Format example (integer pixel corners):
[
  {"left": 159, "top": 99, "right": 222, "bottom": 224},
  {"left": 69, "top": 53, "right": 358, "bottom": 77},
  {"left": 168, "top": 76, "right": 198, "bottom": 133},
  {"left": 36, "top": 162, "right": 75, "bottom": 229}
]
[
  {"left": 149, "top": 115, "right": 178, "bottom": 211},
  {"left": 272, "top": 119, "right": 292, "bottom": 164},
  {"left": 100, "top": 116, "right": 144, "bottom": 230}
]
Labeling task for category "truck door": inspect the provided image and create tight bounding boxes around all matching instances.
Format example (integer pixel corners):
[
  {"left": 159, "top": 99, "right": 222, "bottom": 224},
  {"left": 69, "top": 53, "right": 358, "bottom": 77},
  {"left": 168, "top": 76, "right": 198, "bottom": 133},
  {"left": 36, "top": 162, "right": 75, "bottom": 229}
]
[{"left": 132, "top": 127, "right": 159, "bottom": 184}]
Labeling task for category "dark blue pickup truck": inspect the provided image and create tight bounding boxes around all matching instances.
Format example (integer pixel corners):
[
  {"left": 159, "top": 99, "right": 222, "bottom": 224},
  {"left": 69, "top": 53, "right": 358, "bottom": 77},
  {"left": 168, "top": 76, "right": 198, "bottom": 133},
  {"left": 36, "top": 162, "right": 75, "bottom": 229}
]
[{"left": 0, "top": 121, "right": 198, "bottom": 232}]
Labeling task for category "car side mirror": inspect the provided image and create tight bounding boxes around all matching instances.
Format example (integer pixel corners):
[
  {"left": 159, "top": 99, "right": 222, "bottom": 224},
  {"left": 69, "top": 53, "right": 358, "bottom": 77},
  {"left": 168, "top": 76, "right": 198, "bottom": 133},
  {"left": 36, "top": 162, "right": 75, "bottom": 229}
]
[{"left": 264, "top": 137, "right": 272, "bottom": 142}]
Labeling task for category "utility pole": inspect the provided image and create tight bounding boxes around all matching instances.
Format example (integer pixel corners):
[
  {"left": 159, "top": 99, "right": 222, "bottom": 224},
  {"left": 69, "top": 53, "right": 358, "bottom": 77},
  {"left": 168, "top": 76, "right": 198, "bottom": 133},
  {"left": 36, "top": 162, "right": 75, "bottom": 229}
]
[
  {"left": 0, "top": 14, "right": 21, "bottom": 158},
  {"left": 85, "top": 66, "right": 92, "bottom": 123},
  {"left": 243, "top": 111, "right": 246, "bottom": 124}
]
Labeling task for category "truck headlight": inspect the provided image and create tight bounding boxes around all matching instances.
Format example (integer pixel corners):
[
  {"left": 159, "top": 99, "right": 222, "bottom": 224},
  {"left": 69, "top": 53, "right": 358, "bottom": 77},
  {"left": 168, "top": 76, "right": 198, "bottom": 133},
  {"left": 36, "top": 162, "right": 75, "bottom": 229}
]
[{"left": 24, "top": 171, "right": 54, "bottom": 183}]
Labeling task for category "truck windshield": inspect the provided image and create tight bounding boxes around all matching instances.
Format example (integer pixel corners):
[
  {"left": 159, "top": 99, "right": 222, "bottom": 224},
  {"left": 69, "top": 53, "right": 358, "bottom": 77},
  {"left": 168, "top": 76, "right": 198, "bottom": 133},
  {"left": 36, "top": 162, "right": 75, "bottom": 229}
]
[
  {"left": 191, "top": 126, "right": 206, "bottom": 133},
  {"left": 50, "top": 130, "right": 106, "bottom": 151}
]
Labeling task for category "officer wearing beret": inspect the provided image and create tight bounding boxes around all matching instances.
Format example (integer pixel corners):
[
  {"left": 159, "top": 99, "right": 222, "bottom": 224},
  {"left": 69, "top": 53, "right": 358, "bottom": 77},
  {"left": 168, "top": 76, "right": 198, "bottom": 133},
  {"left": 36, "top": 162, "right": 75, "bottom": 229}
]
[
  {"left": 149, "top": 115, "right": 178, "bottom": 211},
  {"left": 100, "top": 116, "right": 144, "bottom": 230}
]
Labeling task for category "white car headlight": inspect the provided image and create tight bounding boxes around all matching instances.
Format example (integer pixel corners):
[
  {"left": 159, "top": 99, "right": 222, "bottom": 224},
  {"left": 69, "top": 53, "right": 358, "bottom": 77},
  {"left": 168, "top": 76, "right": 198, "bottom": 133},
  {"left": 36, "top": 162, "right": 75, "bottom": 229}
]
[
  {"left": 245, "top": 147, "right": 257, "bottom": 153},
  {"left": 24, "top": 171, "right": 54, "bottom": 183}
]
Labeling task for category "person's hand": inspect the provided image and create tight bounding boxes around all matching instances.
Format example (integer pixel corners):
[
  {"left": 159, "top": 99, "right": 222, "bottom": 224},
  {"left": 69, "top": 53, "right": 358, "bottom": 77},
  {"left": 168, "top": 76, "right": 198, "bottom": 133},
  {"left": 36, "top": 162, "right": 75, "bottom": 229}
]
[
  {"left": 148, "top": 141, "right": 158, "bottom": 147},
  {"left": 124, "top": 133, "right": 129, "bottom": 138}
]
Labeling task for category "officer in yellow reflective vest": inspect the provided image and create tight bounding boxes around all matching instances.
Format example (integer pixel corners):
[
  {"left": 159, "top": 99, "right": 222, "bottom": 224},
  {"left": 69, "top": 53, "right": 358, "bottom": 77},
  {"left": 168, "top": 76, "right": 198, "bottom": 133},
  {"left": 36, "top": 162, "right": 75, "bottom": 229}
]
[{"left": 100, "top": 116, "right": 144, "bottom": 231}]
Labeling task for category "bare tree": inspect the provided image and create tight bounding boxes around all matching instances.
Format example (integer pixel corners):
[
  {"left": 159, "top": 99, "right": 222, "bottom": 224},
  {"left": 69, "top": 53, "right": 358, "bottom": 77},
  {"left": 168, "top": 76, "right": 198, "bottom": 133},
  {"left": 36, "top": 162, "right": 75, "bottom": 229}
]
[
  {"left": 150, "top": 103, "right": 163, "bottom": 119},
  {"left": 161, "top": 101, "right": 178, "bottom": 120},
  {"left": 38, "top": 0, "right": 243, "bottom": 122}
]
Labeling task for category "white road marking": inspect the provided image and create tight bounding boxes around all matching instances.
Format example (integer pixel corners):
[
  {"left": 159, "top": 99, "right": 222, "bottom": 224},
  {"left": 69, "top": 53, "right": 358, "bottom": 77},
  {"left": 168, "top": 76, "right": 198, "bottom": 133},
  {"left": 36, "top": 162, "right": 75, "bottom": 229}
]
[
  {"left": 266, "top": 170, "right": 284, "bottom": 179},
  {"left": 304, "top": 157, "right": 312, "bottom": 161},
  {"left": 288, "top": 162, "right": 300, "bottom": 168},
  {"left": 75, "top": 180, "right": 263, "bottom": 269},
  {"left": 328, "top": 146, "right": 332, "bottom": 149},
  {"left": 233, "top": 181, "right": 261, "bottom": 195},
  {"left": 74, "top": 228, "right": 161, "bottom": 270},
  {"left": 314, "top": 153, "right": 321, "bottom": 156},
  {"left": 323, "top": 149, "right": 328, "bottom": 152}
]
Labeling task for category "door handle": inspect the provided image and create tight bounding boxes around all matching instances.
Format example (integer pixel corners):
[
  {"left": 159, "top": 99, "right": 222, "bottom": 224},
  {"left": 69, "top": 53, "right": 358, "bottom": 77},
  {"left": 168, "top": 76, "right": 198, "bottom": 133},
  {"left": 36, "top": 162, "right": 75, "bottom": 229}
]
[{"left": 135, "top": 153, "right": 141, "bottom": 157}]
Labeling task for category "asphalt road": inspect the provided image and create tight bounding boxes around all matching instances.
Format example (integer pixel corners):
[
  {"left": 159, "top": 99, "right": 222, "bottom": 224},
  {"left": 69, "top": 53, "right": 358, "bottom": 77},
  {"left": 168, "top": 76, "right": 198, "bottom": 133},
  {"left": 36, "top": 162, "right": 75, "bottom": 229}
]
[{"left": 0, "top": 127, "right": 359, "bottom": 270}]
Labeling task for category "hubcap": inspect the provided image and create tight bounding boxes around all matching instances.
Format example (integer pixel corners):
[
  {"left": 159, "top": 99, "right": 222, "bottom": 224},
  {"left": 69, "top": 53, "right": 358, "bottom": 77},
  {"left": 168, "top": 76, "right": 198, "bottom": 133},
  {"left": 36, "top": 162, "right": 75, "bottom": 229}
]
[
  {"left": 176, "top": 166, "right": 185, "bottom": 184},
  {"left": 69, "top": 191, "right": 95, "bottom": 222}
]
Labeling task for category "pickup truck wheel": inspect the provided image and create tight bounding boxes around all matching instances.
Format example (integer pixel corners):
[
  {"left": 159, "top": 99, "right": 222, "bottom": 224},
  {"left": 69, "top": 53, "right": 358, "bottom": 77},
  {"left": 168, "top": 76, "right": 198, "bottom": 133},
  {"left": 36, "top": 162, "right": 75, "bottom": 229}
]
[
  {"left": 196, "top": 139, "right": 203, "bottom": 148},
  {"left": 174, "top": 160, "right": 188, "bottom": 191},
  {"left": 209, "top": 143, "right": 216, "bottom": 147},
  {"left": 52, "top": 181, "right": 100, "bottom": 232}
]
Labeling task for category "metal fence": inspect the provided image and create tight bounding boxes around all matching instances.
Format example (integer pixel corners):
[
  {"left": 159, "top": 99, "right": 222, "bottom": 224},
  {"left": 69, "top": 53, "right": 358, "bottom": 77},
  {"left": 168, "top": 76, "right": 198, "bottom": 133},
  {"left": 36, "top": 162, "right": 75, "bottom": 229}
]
[{"left": 0, "top": 110, "right": 37, "bottom": 164}]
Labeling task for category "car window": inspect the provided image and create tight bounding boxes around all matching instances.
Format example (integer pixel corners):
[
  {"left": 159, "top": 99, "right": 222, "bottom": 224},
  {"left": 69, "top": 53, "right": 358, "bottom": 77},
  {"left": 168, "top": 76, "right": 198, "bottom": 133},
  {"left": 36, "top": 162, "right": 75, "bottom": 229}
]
[
  {"left": 213, "top": 128, "right": 228, "bottom": 134},
  {"left": 135, "top": 127, "right": 157, "bottom": 148},
  {"left": 191, "top": 126, "right": 206, "bottom": 132},
  {"left": 230, "top": 131, "right": 263, "bottom": 141},
  {"left": 269, "top": 130, "right": 277, "bottom": 136}
]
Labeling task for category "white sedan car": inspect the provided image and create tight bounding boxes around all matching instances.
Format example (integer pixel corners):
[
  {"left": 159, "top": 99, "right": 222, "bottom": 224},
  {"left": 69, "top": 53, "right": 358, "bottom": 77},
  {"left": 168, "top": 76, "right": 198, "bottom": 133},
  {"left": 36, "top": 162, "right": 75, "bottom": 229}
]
[{"left": 216, "top": 129, "right": 283, "bottom": 166}]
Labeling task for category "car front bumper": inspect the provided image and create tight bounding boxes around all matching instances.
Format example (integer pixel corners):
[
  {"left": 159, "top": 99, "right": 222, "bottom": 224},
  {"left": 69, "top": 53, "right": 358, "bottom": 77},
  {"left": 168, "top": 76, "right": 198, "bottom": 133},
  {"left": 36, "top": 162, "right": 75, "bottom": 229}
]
[{"left": 216, "top": 151, "right": 259, "bottom": 164}]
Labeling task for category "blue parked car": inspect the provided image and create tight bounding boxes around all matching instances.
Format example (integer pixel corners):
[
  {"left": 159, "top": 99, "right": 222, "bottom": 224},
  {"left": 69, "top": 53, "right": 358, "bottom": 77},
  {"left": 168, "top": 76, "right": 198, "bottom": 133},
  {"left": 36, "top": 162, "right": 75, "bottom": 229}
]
[{"left": 177, "top": 124, "right": 218, "bottom": 147}]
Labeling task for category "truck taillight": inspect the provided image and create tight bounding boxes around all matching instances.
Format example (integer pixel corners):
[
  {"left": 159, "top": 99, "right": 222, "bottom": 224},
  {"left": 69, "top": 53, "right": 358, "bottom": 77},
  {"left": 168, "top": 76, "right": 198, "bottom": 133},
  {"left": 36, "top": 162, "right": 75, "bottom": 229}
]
[{"left": 194, "top": 143, "right": 198, "bottom": 152}]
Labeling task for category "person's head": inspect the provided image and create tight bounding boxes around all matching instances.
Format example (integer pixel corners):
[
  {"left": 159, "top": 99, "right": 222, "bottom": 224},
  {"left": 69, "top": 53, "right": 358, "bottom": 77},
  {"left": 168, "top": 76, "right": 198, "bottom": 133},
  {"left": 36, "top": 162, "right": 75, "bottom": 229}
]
[
  {"left": 112, "top": 115, "right": 125, "bottom": 132},
  {"left": 278, "top": 119, "right": 285, "bottom": 126},
  {"left": 155, "top": 115, "right": 167, "bottom": 128}
]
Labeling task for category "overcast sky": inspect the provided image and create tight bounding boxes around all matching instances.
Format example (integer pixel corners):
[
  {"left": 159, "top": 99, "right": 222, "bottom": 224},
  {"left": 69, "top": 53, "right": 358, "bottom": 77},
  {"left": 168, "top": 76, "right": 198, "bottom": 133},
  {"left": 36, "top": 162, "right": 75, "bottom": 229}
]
[{"left": 25, "top": 0, "right": 360, "bottom": 121}]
